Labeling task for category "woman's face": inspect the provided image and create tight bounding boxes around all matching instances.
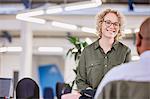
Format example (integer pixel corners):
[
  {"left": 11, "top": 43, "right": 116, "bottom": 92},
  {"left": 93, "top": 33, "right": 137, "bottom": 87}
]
[{"left": 101, "top": 13, "right": 120, "bottom": 39}]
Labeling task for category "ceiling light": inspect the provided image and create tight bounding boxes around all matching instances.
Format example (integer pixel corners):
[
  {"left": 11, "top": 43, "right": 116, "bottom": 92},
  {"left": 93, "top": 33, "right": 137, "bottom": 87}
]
[
  {"left": 92, "top": 0, "right": 102, "bottom": 3},
  {"left": 123, "top": 29, "right": 132, "bottom": 34},
  {"left": 38, "top": 47, "right": 63, "bottom": 52},
  {"left": 0, "top": 47, "right": 22, "bottom": 52},
  {"left": 18, "top": 10, "right": 45, "bottom": 17},
  {"left": 7, "top": 47, "right": 22, "bottom": 52},
  {"left": 81, "top": 27, "right": 96, "bottom": 34},
  {"left": 134, "top": 28, "right": 140, "bottom": 33},
  {"left": 46, "top": 6, "right": 63, "bottom": 14},
  {"left": 0, "top": 47, "right": 7, "bottom": 52},
  {"left": 51, "top": 21, "right": 78, "bottom": 30},
  {"left": 16, "top": 15, "right": 46, "bottom": 24},
  {"left": 16, "top": 10, "right": 46, "bottom": 24},
  {"left": 15, "top": 1, "right": 101, "bottom": 24},
  {"left": 64, "top": 1, "right": 101, "bottom": 11}
]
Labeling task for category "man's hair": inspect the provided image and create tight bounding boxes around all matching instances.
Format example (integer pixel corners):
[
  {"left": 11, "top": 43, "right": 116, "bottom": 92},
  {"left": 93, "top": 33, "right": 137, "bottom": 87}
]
[{"left": 95, "top": 9, "right": 125, "bottom": 40}]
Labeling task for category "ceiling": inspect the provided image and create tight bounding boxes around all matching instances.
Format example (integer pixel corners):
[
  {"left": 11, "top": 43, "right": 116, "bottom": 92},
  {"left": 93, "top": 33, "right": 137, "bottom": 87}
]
[
  {"left": 0, "top": 0, "right": 150, "bottom": 38},
  {"left": 0, "top": 0, "right": 149, "bottom": 4}
]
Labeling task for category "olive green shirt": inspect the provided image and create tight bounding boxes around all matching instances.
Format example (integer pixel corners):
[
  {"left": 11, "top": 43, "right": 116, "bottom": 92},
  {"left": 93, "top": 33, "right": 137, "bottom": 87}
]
[{"left": 76, "top": 39, "right": 131, "bottom": 91}]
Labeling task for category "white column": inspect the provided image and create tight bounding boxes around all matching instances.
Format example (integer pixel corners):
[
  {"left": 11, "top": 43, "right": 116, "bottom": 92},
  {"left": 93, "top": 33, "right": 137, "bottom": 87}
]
[
  {"left": 20, "top": 22, "right": 33, "bottom": 79},
  {"left": 64, "top": 55, "right": 78, "bottom": 90},
  {"left": 0, "top": 53, "right": 3, "bottom": 76},
  {"left": 64, "top": 56, "right": 76, "bottom": 82}
]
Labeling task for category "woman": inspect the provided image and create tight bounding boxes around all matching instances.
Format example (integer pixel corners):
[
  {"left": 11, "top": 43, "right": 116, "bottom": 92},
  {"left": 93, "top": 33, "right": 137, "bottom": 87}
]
[{"left": 76, "top": 9, "right": 131, "bottom": 92}]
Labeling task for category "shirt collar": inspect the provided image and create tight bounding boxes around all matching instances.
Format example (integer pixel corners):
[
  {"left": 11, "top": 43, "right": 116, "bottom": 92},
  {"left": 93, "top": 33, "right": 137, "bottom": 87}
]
[
  {"left": 112, "top": 41, "right": 119, "bottom": 50},
  {"left": 94, "top": 38, "right": 119, "bottom": 50},
  {"left": 94, "top": 38, "right": 100, "bottom": 49}
]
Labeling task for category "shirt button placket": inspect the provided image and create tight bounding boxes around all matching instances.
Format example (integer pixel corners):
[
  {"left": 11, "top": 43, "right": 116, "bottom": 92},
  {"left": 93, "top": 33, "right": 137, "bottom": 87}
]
[
  {"left": 104, "top": 56, "right": 108, "bottom": 74},
  {"left": 104, "top": 56, "right": 108, "bottom": 67}
]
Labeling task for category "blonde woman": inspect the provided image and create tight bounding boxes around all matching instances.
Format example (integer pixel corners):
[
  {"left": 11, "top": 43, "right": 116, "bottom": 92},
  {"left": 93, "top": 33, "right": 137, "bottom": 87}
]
[
  {"left": 62, "top": 9, "right": 131, "bottom": 99},
  {"left": 75, "top": 9, "right": 131, "bottom": 98}
]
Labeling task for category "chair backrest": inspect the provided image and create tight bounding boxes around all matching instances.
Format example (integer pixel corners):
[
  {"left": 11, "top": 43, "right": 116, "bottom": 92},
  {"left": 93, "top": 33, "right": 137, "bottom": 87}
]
[
  {"left": 0, "top": 78, "right": 13, "bottom": 98},
  {"left": 56, "top": 82, "right": 65, "bottom": 99},
  {"left": 16, "top": 78, "right": 39, "bottom": 99},
  {"left": 56, "top": 82, "right": 72, "bottom": 99},
  {"left": 97, "top": 80, "right": 150, "bottom": 99},
  {"left": 43, "top": 87, "right": 54, "bottom": 99}
]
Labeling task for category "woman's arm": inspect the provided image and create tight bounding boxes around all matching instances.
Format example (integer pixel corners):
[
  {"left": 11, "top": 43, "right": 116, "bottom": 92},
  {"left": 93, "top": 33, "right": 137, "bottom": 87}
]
[{"left": 75, "top": 49, "right": 90, "bottom": 91}]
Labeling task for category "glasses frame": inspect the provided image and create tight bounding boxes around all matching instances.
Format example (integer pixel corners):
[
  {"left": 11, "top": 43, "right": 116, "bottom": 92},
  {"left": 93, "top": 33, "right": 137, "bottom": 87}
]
[{"left": 103, "top": 20, "right": 120, "bottom": 28}]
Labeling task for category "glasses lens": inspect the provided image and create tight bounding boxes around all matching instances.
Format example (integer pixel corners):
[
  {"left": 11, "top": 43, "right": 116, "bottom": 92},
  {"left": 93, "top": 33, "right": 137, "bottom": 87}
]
[
  {"left": 114, "top": 22, "right": 119, "bottom": 27},
  {"left": 104, "top": 20, "right": 119, "bottom": 28},
  {"left": 105, "top": 20, "right": 111, "bottom": 27}
]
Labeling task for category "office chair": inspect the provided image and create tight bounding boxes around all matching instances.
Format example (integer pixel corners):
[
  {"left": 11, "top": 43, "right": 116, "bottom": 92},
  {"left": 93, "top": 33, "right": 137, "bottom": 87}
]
[
  {"left": 16, "top": 78, "right": 39, "bottom": 99},
  {"left": 56, "top": 82, "right": 71, "bottom": 99},
  {"left": 43, "top": 87, "right": 54, "bottom": 99},
  {"left": 96, "top": 80, "right": 150, "bottom": 99},
  {"left": 0, "top": 78, "right": 13, "bottom": 98}
]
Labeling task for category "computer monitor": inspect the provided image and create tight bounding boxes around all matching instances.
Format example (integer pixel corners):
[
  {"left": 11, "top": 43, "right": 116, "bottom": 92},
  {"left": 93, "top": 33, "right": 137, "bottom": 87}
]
[{"left": 0, "top": 78, "right": 13, "bottom": 98}]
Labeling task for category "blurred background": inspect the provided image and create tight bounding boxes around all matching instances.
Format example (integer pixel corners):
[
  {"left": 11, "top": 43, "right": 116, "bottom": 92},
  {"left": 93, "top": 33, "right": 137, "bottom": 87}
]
[{"left": 0, "top": 0, "right": 149, "bottom": 98}]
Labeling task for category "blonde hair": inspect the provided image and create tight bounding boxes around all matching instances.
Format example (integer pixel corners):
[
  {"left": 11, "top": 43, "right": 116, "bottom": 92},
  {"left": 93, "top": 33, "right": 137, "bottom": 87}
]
[{"left": 95, "top": 9, "right": 125, "bottom": 40}]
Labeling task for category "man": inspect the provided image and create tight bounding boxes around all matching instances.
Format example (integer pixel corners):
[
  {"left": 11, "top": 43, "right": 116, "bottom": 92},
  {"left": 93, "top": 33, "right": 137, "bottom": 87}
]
[{"left": 94, "top": 17, "right": 150, "bottom": 99}]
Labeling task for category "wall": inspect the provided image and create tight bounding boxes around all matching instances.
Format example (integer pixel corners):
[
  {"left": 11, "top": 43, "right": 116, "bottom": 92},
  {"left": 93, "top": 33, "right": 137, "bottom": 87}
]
[{"left": 0, "top": 37, "right": 137, "bottom": 83}]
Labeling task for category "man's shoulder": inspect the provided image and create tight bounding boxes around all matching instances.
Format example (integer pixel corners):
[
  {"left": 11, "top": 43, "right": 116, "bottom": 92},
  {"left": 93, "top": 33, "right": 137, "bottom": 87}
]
[
  {"left": 103, "top": 61, "right": 137, "bottom": 81},
  {"left": 109, "top": 61, "right": 135, "bottom": 73}
]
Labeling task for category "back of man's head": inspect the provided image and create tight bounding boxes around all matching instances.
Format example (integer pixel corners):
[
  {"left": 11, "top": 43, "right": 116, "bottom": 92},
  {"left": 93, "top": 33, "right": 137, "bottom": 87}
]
[
  {"left": 140, "top": 17, "right": 150, "bottom": 39},
  {"left": 136, "top": 17, "right": 150, "bottom": 55}
]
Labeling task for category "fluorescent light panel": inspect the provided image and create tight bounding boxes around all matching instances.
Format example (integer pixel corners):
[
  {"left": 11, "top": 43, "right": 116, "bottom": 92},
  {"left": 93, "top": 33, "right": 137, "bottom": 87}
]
[
  {"left": 16, "top": 15, "right": 46, "bottom": 24},
  {"left": 46, "top": 6, "right": 63, "bottom": 14},
  {"left": 0, "top": 47, "right": 22, "bottom": 52},
  {"left": 81, "top": 27, "right": 96, "bottom": 34},
  {"left": 51, "top": 21, "right": 78, "bottom": 30},
  {"left": 92, "top": 0, "right": 102, "bottom": 3},
  {"left": 15, "top": 1, "right": 102, "bottom": 24},
  {"left": 16, "top": 10, "right": 46, "bottom": 24},
  {"left": 7, "top": 47, "right": 22, "bottom": 52},
  {"left": 64, "top": 1, "right": 101, "bottom": 11},
  {"left": 123, "top": 29, "right": 132, "bottom": 34},
  {"left": 134, "top": 28, "right": 140, "bottom": 33},
  {"left": 38, "top": 47, "right": 63, "bottom": 52},
  {"left": 20, "top": 10, "right": 45, "bottom": 17},
  {"left": 0, "top": 47, "right": 7, "bottom": 52}
]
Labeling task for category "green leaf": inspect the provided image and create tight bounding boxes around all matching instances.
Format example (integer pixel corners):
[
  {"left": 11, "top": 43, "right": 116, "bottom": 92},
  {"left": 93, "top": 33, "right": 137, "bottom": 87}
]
[
  {"left": 82, "top": 42, "right": 88, "bottom": 47},
  {"left": 68, "top": 36, "right": 79, "bottom": 45},
  {"left": 66, "top": 48, "right": 74, "bottom": 56},
  {"left": 75, "top": 43, "right": 81, "bottom": 50}
]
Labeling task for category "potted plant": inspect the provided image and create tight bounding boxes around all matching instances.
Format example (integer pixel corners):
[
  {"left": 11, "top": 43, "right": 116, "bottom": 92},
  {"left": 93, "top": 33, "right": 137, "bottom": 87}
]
[{"left": 66, "top": 35, "right": 88, "bottom": 89}]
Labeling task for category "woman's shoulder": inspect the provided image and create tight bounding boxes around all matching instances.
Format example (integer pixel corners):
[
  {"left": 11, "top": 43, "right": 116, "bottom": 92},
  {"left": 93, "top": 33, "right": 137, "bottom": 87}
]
[
  {"left": 117, "top": 41, "right": 131, "bottom": 51},
  {"left": 84, "top": 39, "right": 99, "bottom": 50}
]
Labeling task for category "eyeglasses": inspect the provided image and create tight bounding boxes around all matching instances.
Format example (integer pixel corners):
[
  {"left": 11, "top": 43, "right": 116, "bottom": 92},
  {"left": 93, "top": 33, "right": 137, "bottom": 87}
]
[{"left": 103, "top": 20, "right": 120, "bottom": 28}]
